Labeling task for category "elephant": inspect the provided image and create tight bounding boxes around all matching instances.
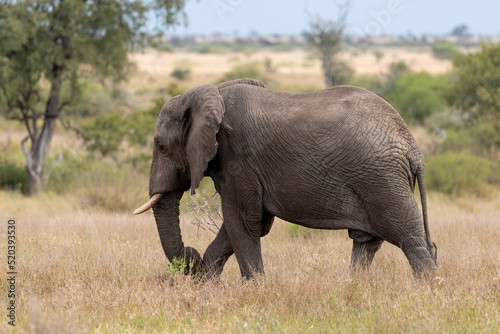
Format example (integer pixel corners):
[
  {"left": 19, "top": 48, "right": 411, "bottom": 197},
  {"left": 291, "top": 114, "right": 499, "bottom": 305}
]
[{"left": 133, "top": 78, "right": 437, "bottom": 280}]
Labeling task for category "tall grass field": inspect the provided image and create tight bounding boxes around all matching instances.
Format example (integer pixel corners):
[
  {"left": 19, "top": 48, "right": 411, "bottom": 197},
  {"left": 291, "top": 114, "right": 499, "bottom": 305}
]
[{"left": 1, "top": 190, "right": 498, "bottom": 333}]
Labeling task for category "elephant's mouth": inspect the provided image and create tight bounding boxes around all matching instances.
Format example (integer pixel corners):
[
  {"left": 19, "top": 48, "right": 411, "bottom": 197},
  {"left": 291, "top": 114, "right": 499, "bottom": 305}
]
[{"left": 133, "top": 193, "right": 164, "bottom": 215}]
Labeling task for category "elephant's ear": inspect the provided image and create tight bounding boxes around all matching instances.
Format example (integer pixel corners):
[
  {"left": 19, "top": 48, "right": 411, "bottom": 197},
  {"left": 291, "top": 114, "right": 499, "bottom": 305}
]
[{"left": 183, "top": 85, "right": 224, "bottom": 195}]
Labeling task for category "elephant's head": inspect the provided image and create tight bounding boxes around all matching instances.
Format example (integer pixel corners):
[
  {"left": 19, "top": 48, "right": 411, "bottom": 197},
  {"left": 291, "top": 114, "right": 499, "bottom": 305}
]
[{"left": 133, "top": 84, "right": 225, "bottom": 275}]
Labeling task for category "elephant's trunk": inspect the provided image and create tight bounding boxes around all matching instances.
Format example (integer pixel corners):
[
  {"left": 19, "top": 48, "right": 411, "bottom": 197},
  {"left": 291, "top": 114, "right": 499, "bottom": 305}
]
[{"left": 151, "top": 191, "right": 202, "bottom": 274}]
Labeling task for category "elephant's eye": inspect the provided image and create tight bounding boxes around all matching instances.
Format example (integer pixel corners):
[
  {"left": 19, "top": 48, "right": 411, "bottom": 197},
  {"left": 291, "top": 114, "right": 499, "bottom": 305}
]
[{"left": 158, "top": 143, "right": 167, "bottom": 155}]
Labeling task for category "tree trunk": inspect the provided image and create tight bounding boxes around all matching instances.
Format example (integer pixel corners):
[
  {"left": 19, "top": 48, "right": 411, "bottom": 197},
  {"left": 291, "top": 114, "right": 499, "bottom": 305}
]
[
  {"left": 323, "top": 52, "right": 334, "bottom": 87},
  {"left": 22, "top": 75, "right": 61, "bottom": 195}
]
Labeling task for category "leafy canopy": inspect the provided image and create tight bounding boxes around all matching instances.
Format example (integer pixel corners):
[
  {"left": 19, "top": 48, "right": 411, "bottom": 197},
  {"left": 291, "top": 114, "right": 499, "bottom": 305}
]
[
  {"left": 385, "top": 72, "right": 450, "bottom": 124},
  {"left": 0, "top": 0, "right": 185, "bottom": 119},
  {"left": 449, "top": 43, "right": 500, "bottom": 148}
]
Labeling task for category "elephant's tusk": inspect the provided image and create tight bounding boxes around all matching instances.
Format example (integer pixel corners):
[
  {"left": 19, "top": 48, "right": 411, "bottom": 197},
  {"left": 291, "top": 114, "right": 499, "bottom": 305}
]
[{"left": 133, "top": 193, "right": 164, "bottom": 215}]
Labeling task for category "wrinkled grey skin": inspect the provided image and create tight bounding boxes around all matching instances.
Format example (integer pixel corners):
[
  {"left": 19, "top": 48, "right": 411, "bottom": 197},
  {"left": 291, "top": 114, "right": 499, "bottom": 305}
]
[{"left": 146, "top": 78, "right": 437, "bottom": 280}]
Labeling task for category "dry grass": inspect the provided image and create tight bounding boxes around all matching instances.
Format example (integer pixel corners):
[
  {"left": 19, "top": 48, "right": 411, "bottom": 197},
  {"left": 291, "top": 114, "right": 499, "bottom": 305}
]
[
  {"left": 1, "top": 191, "right": 499, "bottom": 333},
  {"left": 126, "top": 46, "right": 454, "bottom": 95}
]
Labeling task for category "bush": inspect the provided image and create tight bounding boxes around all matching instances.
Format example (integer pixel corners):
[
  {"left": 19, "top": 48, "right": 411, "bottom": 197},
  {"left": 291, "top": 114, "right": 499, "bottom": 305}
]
[
  {"left": 385, "top": 72, "right": 450, "bottom": 124},
  {"left": 432, "top": 42, "right": 460, "bottom": 60},
  {"left": 171, "top": 67, "right": 190, "bottom": 81},
  {"left": 45, "top": 150, "right": 89, "bottom": 194},
  {"left": 0, "top": 153, "right": 28, "bottom": 193},
  {"left": 439, "top": 128, "right": 488, "bottom": 156},
  {"left": 425, "top": 151, "right": 500, "bottom": 197}
]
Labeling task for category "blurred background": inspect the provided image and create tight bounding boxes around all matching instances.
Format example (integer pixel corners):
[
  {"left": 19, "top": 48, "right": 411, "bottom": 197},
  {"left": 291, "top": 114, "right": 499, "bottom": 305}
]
[{"left": 1, "top": 0, "right": 499, "bottom": 209}]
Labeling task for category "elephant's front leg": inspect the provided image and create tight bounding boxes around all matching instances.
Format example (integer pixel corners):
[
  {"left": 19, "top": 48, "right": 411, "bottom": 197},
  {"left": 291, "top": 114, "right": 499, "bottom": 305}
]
[{"left": 203, "top": 224, "right": 234, "bottom": 279}]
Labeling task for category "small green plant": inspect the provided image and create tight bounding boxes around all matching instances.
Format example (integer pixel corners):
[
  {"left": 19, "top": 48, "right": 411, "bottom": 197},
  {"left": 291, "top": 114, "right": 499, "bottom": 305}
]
[
  {"left": 166, "top": 257, "right": 188, "bottom": 276},
  {"left": 166, "top": 257, "right": 203, "bottom": 278}
]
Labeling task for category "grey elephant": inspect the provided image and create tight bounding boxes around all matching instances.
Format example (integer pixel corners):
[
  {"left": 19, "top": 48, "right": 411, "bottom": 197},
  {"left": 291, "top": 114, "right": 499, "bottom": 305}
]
[{"left": 134, "top": 78, "right": 437, "bottom": 280}]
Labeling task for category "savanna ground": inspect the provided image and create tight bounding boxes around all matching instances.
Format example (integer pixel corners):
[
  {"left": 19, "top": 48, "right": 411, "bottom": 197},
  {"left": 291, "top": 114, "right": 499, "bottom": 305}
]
[{"left": 1, "top": 45, "right": 499, "bottom": 333}]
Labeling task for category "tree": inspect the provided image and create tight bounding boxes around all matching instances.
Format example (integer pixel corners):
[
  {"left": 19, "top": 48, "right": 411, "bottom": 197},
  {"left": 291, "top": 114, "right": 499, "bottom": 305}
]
[
  {"left": 449, "top": 43, "right": 500, "bottom": 149},
  {"left": 450, "top": 24, "right": 471, "bottom": 39},
  {"left": 304, "top": 1, "right": 352, "bottom": 87},
  {"left": 385, "top": 72, "right": 450, "bottom": 124},
  {"left": 0, "top": 0, "right": 186, "bottom": 195}
]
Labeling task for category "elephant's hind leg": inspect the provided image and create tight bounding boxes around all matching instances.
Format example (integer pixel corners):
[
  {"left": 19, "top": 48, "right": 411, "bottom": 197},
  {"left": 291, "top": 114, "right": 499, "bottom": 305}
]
[
  {"left": 348, "top": 229, "right": 383, "bottom": 271},
  {"left": 400, "top": 234, "right": 437, "bottom": 277}
]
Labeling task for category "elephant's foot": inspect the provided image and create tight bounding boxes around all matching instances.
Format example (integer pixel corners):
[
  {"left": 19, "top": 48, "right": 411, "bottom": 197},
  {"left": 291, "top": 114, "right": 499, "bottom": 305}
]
[
  {"left": 182, "top": 246, "right": 203, "bottom": 275},
  {"left": 401, "top": 239, "right": 437, "bottom": 278}
]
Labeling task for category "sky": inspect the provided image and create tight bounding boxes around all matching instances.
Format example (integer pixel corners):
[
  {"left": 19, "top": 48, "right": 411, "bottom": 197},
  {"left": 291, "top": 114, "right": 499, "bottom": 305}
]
[{"left": 160, "top": 0, "right": 500, "bottom": 36}]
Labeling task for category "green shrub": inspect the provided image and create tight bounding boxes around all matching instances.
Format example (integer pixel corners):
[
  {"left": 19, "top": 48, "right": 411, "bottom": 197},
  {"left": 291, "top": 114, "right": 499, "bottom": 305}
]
[
  {"left": 434, "top": 122, "right": 500, "bottom": 157},
  {"left": 385, "top": 72, "right": 451, "bottom": 124},
  {"left": 80, "top": 112, "right": 125, "bottom": 157},
  {"left": 171, "top": 67, "right": 190, "bottom": 81},
  {"left": 0, "top": 153, "right": 28, "bottom": 193},
  {"left": 45, "top": 150, "right": 89, "bottom": 194},
  {"left": 441, "top": 129, "right": 481, "bottom": 154},
  {"left": 425, "top": 151, "right": 500, "bottom": 197},
  {"left": 432, "top": 42, "right": 461, "bottom": 60}
]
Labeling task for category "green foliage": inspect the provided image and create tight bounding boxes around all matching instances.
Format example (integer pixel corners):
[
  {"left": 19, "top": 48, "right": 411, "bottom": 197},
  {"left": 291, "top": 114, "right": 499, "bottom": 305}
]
[
  {"left": 385, "top": 72, "right": 450, "bottom": 124},
  {"left": 449, "top": 43, "right": 500, "bottom": 148},
  {"left": 62, "top": 80, "right": 117, "bottom": 118},
  {"left": 472, "top": 119, "right": 500, "bottom": 151},
  {"left": 440, "top": 129, "right": 481, "bottom": 154},
  {"left": 45, "top": 150, "right": 88, "bottom": 194},
  {"left": 80, "top": 99, "right": 163, "bottom": 162},
  {"left": 218, "top": 62, "right": 266, "bottom": 83},
  {"left": 0, "top": 0, "right": 186, "bottom": 195},
  {"left": 431, "top": 42, "right": 461, "bottom": 60},
  {"left": 425, "top": 151, "right": 500, "bottom": 197},
  {"left": 370, "top": 61, "right": 411, "bottom": 98},
  {"left": 166, "top": 257, "right": 189, "bottom": 276},
  {"left": 0, "top": 153, "right": 28, "bottom": 193},
  {"left": 166, "top": 256, "right": 203, "bottom": 278},
  {"left": 80, "top": 112, "right": 126, "bottom": 157},
  {"left": 0, "top": 0, "right": 152, "bottom": 114},
  {"left": 171, "top": 67, "right": 191, "bottom": 81}
]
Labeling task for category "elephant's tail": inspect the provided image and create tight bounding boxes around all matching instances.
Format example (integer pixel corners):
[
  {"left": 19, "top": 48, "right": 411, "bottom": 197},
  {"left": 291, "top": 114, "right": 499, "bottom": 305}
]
[{"left": 416, "top": 165, "right": 437, "bottom": 263}]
